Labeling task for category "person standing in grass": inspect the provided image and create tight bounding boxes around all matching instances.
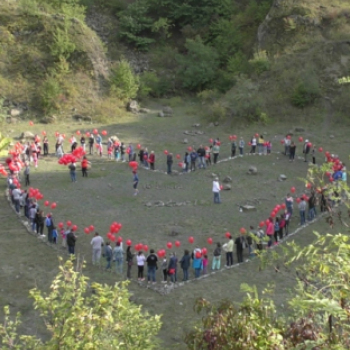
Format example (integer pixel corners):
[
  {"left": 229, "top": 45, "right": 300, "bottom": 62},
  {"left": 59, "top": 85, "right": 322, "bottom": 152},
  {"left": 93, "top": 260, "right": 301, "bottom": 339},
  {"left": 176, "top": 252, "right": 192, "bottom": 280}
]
[
  {"left": 91, "top": 232, "right": 104, "bottom": 265},
  {"left": 180, "top": 250, "right": 191, "bottom": 281},
  {"left": 43, "top": 136, "right": 49, "bottom": 156},
  {"left": 126, "top": 246, "right": 134, "bottom": 279},
  {"left": 284, "top": 210, "right": 291, "bottom": 235},
  {"left": 132, "top": 170, "right": 139, "bottom": 195},
  {"left": 258, "top": 135, "right": 264, "bottom": 155},
  {"left": 147, "top": 249, "right": 159, "bottom": 284},
  {"left": 137, "top": 251, "right": 146, "bottom": 281},
  {"left": 279, "top": 214, "right": 286, "bottom": 240},
  {"left": 96, "top": 134, "right": 103, "bottom": 157},
  {"left": 202, "top": 255, "right": 208, "bottom": 275},
  {"left": 225, "top": 235, "right": 234, "bottom": 266},
  {"left": 212, "top": 177, "right": 221, "bottom": 204},
  {"left": 80, "top": 135, "right": 85, "bottom": 152},
  {"left": 161, "top": 254, "right": 168, "bottom": 283},
  {"left": 69, "top": 162, "right": 77, "bottom": 182},
  {"left": 88, "top": 134, "right": 94, "bottom": 155},
  {"left": 149, "top": 151, "right": 155, "bottom": 170},
  {"left": 266, "top": 217, "right": 274, "bottom": 248},
  {"left": 274, "top": 217, "right": 280, "bottom": 244},
  {"left": 66, "top": 229, "right": 76, "bottom": 255},
  {"left": 239, "top": 137, "right": 245, "bottom": 157},
  {"left": 45, "top": 213, "right": 54, "bottom": 243},
  {"left": 81, "top": 156, "right": 90, "bottom": 178},
  {"left": 235, "top": 234, "right": 247, "bottom": 263},
  {"left": 113, "top": 241, "right": 124, "bottom": 273},
  {"left": 250, "top": 136, "right": 257, "bottom": 154},
  {"left": 167, "top": 252, "right": 177, "bottom": 283},
  {"left": 289, "top": 142, "right": 296, "bottom": 161},
  {"left": 285, "top": 193, "right": 294, "bottom": 217},
  {"left": 299, "top": 197, "right": 307, "bottom": 226},
  {"left": 190, "top": 149, "right": 197, "bottom": 171},
  {"left": 212, "top": 143, "right": 220, "bottom": 164},
  {"left": 192, "top": 252, "right": 203, "bottom": 278},
  {"left": 303, "top": 140, "right": 311, "bottom": 162},
  {"left": 24, "top": 162, "right": 30, "bottom": 186},
  {"left": 104, "top": 242, "right": 113, "bottom": 271},
  {"left": 212, "top": 242, "right": 221, "bottom": 270},
  {"left": 166, "top": 153, "right": 173, "bottom": 174}
]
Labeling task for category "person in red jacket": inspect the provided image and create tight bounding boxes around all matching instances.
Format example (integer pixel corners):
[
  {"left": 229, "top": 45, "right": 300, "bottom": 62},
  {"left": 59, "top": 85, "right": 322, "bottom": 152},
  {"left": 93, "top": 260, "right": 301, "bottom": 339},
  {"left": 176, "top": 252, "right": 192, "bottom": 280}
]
[
  {"left": 265, "top": 217, "right": 274, "bottom": 248},
  {"left": 148, "top": 151, "right": 155, "bottom": 170},
  {"left": 81, "top": 156, "right": 90, "bottom": 177}
]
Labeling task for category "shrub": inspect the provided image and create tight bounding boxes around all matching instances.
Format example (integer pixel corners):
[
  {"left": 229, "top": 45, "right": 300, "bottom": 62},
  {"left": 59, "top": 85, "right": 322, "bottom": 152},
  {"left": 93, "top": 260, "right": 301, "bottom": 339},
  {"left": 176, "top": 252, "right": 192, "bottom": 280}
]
[
  {"left": 291, "top": 77, "right": 320, "bottom": 108},
  {"left": 248, "top": 50, "right": 270, "bottom": 75},
  {"left": 176, "top": 38, "right": 219, "bottom": 92},
  {"left": 50, "top": 24, "right": 76, "bottom": 60},
  {"left": 39, "top": 76, "right": 62, "bottom": 114},
  {"left": 110, "top": 59, "right": 139, "bottom": 101},
  {"left": 138, "top": 71, "right": 160, "bottom": 99},
  {"left": 227, "top": 51, "right": 250, "bottom": 75}
]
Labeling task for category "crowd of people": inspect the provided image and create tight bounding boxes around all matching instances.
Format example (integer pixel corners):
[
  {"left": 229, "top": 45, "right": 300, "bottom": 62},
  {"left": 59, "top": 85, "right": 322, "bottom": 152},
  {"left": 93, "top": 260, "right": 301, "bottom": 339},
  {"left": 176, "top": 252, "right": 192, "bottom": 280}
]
[{"left": 4, "top": 128, "right": 347, "bottom": 284}]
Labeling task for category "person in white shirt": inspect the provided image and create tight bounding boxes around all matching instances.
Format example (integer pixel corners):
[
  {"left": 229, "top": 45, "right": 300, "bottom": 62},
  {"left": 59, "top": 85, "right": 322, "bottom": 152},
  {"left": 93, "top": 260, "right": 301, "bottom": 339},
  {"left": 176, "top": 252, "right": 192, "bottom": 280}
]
[
  {"left": 136, "top": 251, "right": 146, "bottom": 281},
  {"left": 250, "top": 137, "right": 257, "bottom": 154},
  {"left": 212, "top": 177, "right": 221, "bottom": 204},
  {"left": 90, "top": 232, "right": 104, "bottom": 265}
]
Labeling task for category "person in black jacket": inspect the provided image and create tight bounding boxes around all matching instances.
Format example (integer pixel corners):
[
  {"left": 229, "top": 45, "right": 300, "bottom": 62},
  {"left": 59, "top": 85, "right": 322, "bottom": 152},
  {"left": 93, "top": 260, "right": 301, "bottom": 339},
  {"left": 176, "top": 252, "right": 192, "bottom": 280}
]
[
  {"left": 166, "top": 153, "right": 173, "bottom": 174},
  {"left": 303, "top": 140, "right": 310, "bottom": 162},
  {"left": 66, "top": 230, "right": 76, "bottom": 255},
  {"left": 180, "top": 250, "right": 191, "bottom": 281},
  {"left": 196, "top": 145, "right": 206, "bottom": 169},
  {"left": 126, "top": 246, "right": 134, "bottom": 279},
  {"left": 235, "top": 234, "right": 247, "bottom": 263}
]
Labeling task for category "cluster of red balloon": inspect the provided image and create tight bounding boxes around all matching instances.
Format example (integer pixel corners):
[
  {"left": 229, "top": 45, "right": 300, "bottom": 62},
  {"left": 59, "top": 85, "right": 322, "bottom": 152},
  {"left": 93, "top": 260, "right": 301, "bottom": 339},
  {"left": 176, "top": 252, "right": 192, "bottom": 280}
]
[
  {"left": 58, "top": 146, "right": 86, "bottom": 165},
  {"left": 58, "top": 221, "right": 78, "bottom": 231},
  {"left": 229, "top": 135, "right": 237, "bottom": 141},
  {"left": 84, "top": 225, "right": 95, "bottom": 234},
  {"left": 44, "top": 200, "right": 57, "bottom": 209}
]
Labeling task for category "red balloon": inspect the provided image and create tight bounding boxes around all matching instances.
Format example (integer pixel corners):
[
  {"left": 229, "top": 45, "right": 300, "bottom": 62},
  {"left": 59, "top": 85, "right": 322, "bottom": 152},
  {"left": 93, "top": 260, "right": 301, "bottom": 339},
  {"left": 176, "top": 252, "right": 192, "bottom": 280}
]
[
  {"left": 142, "top": 244, "right": 148, "bottom": 252},
  {"left": 296, "top": 198, "right": 301, "bottom": 203},
  {"left": 271, "top": 211, "right": 276, "bottom": 218},
  {"left": 248, "top": 142, "right": 252, "bottom": 146},
  {"left": 178, "top": 162, "right": 183, "bottom": 168},
  {"left": 207, "top": 237, "right": 213, "bottom": 245},
  {"left": 110, "top": 234, "right": 116, "bottom": 242},
  {"left": 281, "top": 203, "right": 286, "bottom": 209},
  {"left": 195, "top": 251, "right": 202, "bottom": 259},
  {"left": 255, "top": 133, "right": 259, "bottom": 137},
  {"left": 298, "top": 136, "right": 303, "bottom": 142},
  {"left": 129, "top": 161, "right": 138, "bottom": 168},
  {"left": 287, "top": 135, "right": 291, "bottom": 140},
  {"left": 51, "top": 202, "right": 57, "bottom": 209},
  {"left": 101, "top": 130, "right": 107, "bottom": 136},
  {"left": 135, "top": 244, "right": 141, "bottom": 251},
  {"left": 290, "top": 187, "right": 296, "bottom": 193},
  {"left": 166, "top": 242, "right": 173, "bottom": 249},
  {"left": 325, "top": 151, "right": 330, "bottom": 157},
  {"left": 89, "top": 225, "right": 94, "bottom": 232},
  {"left": 318, "top": 147, "right": 323, "bottom": 153},
  {"left": 209, "top": 138, "right": 213, "bottom": 143},
  {"left": 229, "top": 135, "right": 233, "bottom": 140},
  {"left": 157, "top": 249, "right": 165, "bottom": 258},
  {"left": 93, "top": 129, "right": 98, "bottom": 135},
  {"left": 280, "top": 139, "right": 284, "bottom": 144},
  {"left": 259, "top": 221, "right": 265, "bottom": 228},
  {"left": 126, "top": 239, "right": 132, "bottom": 246},
  {"left": 137, "top": 144, "right": 141, "bottom": 149},
  {"left": 42, "top": 131, "right": 46, "bottom": 136},
  {"left": 175, "top": 240, "right": 181, "bottom": 247},
  {"left": 163, "top": 150, "right": 168, "bottom": 155},
  {"left": 58, "top": 222, "right": 64, "bottom": 229},
  {"left": 84, "top": 227, "right": 90, "bottom": 234},
  {"left": 66, "top": 220, "right": 72, "bottom": 227},
  {"left": 86, "top": 132, "right": 91, "bottom": 137},
  {"left": 202, "top": 247, "right": 208, "bottom": 255},
  {"left": 72, "top": 225, "right": 78, "bottom": 231},
  {"left": 44, "top": 201, "right": 50, "bottom": 207},
  {"left": 117, "top": 236, "right": 123, "bottom": 243},
  {"left": 187, "top": 146, "right": 192, "bottom": 152},
  {"left": 176, "top": 154, "right": 181, "bottom": 159},
  {"left": 307, "top": 142, "right": 312, "bottom": 148},
  {"left": 265, "top": 219, "right": 270, "bottom": 226},
  {"left": 29, "top": 121, "right": 34, "bottom": 126},
  {"left": 306, "top": 183, "right": 312, "bottom": 189},
  {"left": 232, "top": 135, "right": 237, "bottom": 140},
  {"left": 188, "top": 236, "right": 194, "bottom": 244},
  {"left": 240, "top": 227, "right": 246, "bottom": 234},
  {"left": 225, "top": 232, "right": 231, "bottom": 238}
]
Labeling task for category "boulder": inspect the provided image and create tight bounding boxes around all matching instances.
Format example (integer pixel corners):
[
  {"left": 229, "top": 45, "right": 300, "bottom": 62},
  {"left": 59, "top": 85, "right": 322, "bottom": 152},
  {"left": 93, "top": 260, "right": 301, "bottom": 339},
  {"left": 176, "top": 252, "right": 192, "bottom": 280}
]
[
  {"left": 248, "top": 166, "right": 257, "bottom": 175},
  {"left": 214, "top": 121, "right": 219, "bottom": 126},
  {"left": 192, "top": 123, "right": 200, "bottom": 127},
  {"left": 242, "top": 205, "right": 257, "bottom": 212},
  {"left": 139, "top": 108, "right": 150, "bottom": 113},
  {"left": 163, "top": 106, "right": 173, "bottom": 116},
  {"left": 127, "top": 100, "right": 139, "bottom": 113},
  {"left": 9, "top": 108, "right": 23, "bottom": 117},
  {"left": 183, "top": 138, "right": 188, "bottom": 144},
  {"left": 279, "top": 174, "right": 287, "bottom": 181},
  {"left": 72, "top": 114, "right": 84, "bottom": 121},
  {"left": 20, "top": 131, "right": 35, "bottom": 140},
  {"left": 41, "top": 115, "right": 56, "bottom": 124},
  {"left": 294, "top": 127, "right": 305, "bottom": 132},
  {"left": 154, "top": 200, "right": 165, "bottom": 207},
  {"left": 223, "top": 176, "right": 232, "bottom": 183},
  {"left": 211, "top": 173, "right": 218, "bottom": 179},
  {"left": 222, "top": 184, "right": 231, "bottom": 190},
  {"left": 329, "top": 135, "right": 334, "bottom": 139},
  {"left": 158, "top": 111, "right": 165, "bottom": 117},
  {"left": 6, "top": 117, "right": 18, "bottom": 124}
]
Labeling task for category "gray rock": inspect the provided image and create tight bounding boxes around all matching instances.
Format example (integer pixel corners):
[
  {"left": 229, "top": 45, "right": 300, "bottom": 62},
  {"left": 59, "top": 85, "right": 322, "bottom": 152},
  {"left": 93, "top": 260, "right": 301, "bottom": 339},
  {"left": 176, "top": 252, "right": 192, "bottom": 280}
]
[
  {"left": 195, "top": 130, "right": 204, "bottom": 135},
  {"left": 9, "top": 108, "right": 23, "bottom": 117},
  {"left": 139, "top": 108, "right": 150, "bottom": 113},
  {"left": 184, "top": 130, "right": 190, "bottom": 135},
  {"left": 329, "top": 135, "right": 334, "bottom": 139},
  {"left": 154, "top": 200, "right": 164, "bottom": 207},
  {"left": 192, "top": 123, "right": 200, "bottom": 127},
  {"left": 183, "top": 138, "right": 188, "bottom": 144},
  {"left": 163, "top": 106, "right": 173, "bottom": 116},
  {"left": 294, "top": 127, "right": 305, "bottom": 132},
  {"left": 145, "top": 202, "right": 152, "bottom": 208},
  {"left": 20, "top": 131, "right": 35, "bottom": 139},
  {"left": 248, "top": 166, "right": 257, "bottom": 174},
  {"left": 222, "top": 184, "right": 231, "bottom": 190},
  {"left": 211, "top": 173, "right": 218, "bottom": 178},
  {"left": 223, "top": 176, "right": 232, "bottom": 183},
  {"left": 127, "top": 100, "right": 139, "bottom": 113},
  {"left": 6, "top": 117, "right": 18, "bottom": 124},
  {"left": 279, "top": 174, "right": 287, "bottom": 181},
  {"left": 208, "top": 123, "right": 214, "bottom": 127},
  {"left": 242, "top": 205, "right": 257, "bottom": 212},
  {"left": 158, "top": 111, "right": 164, "bottom": 117},
  {"left": 214, "top": 122, "right": 219, "bottom": 126},
  {"left": 41, "top": 115, "right": 57, "bottom": 124}
]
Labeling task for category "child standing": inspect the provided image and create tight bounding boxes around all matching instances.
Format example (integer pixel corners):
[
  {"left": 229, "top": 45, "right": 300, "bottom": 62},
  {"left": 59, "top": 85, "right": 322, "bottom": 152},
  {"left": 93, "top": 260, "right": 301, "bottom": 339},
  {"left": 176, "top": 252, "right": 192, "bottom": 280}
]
[
  {"left": 52, "top": 226, "right": 58, "bottom": 244},
  {"left": 133, "top": 170, "right": 139, "bottom": 196},
  {"left": 161, "top": 255, "right": 168, "bottom": 283},
  {"left": 274, "top": 217, "right": 280, "bottom": 244},
  {"left": 61, "top": 228, "right": 67, "bottom": 247},
  {"left": 107, "top": 145, "right": 112, "bottom": 160},
  {"left": 202, "top": 255, "right": 208, "bottom": 275},
  {"left": 137, "top": 251, "right": 146, "bottom": 281}
]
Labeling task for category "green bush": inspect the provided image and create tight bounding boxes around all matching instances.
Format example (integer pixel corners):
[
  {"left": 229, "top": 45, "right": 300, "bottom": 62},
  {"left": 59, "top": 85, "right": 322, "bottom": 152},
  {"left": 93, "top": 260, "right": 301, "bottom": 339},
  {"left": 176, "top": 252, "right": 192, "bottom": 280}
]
[
  {"left": 248, "top": 50, "right": 270, "bottom": 75},
  {"left": 138, "top": 71, "right": 160, "bottom": 98},
  {"left": 291, "top": 78, "right": 320, "bottom": 108},
  {"left": 227, "top": 51, "right": 250, "bottom": 75},
  {"left": 110, "top": 59, "right": 139, "bottom": 101},
  {"left": 50, "top": 25, "right": 76, "bottom": 60},
  {"left": 39, "top": 76, "right": 62, "bottom": 114},
  {"left": 118, "top": 1, "right": 155, "bottom": 50},
  {"left": 176, "top": 38, "right": 219, "bottom": 91}
]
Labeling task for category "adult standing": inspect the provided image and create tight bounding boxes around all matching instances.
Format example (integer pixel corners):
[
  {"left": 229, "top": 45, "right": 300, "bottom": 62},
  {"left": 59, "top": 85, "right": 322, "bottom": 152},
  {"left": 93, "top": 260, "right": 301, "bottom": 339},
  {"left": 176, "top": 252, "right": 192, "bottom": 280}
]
[
  {"left": 70, "top": 135, "right": 77, "bottom": 152},
  {"left": 128, "top": 143, "right": 134, "bottom": 162},
  {"left": 45, "top": 213, "right": 54, "bottom": 243},
  {"left": 212, "top": 177, "right": 221, "bottom": 204},
  {"left": 96, "top": 134, "right": 103, "bottom": 157},
  {"left": 80, "top": 135, "right": 86, "bottom": 152},
  {"left": 197, "top": 145, "right": 206, "bottom": 169},
  {"left": 284, "top": 135, "right": 291, "bottom": 156},
  {"left": 88, "top": 134, "right": 95, "bottom": 155},
  {"left": 133, "top": 170, "right": 139, "bottom": 196},
  {"left": 285, "top": 193, "right": 294, "bottom": 217},
  {"left": 24, "top": 162, "right": 30, "bottom": 186},
  {"left": 126, "top": 246, "right": 134, "bottom": 279},
  {"left": 239, "top": 137, "right": 245, "bottom": 157},
  {"left": 137, "top": 251, "right": 146, "bottom": 281},
  {"left": 303, "top": 140, "right": 311, "bottom": 162},
  {"left": 66, "top": 229, "right": 77, "bottom": 255},
  {"left": 289, "top": 142, "right": 296, "bottom": 161},
  {"left": 212, "top": 242, "right": 222, "bottom": 270},
  {"left": 81, "top": 156, "right": 90, "bottom": 178},
  {"left": 180, "top": 250, "right": 191, "bottom": 281},
  {"left": 69, "top": 162, "right": 77, "bottom": 182},
  {"left": 91, "top": 232, "right": 104, "bottom": 265},
  {"left": 235, "top": 234, "right": 246, "bottom": 263},
  {"left": 104, "top": 242, "right": 113, "bottom": 270},
  {"left": 166, "top": 153, "right": 173, "bottom": 174},
  {"left": 190, "top": 150, "right": 197, "bottom": 171},
  {"left": 266, "top": 217, "right": 274, "bottom": 248},
  {"left": 168, "top": 252, "right": 178, "bottom": 283},
  {"left": 35, "top": 209, "right": 45, "bottom": 235},
  {"left": 231, "top": 140, "right": 237, "bottom": 158},
  {"left": 43, "top": 136, "right": 49, "bottom": 156},
  {"left": 146, "top": 249, "right": 158, "bottom": 284},
  {"left": 258, "top": 135, "right": 264, "bottom": 155},
  {"left": 308, "top": 192, "right": 317, "bottom": 221},
  {"left": 12, "top": 187, "right": 21, "bottom": 213},
  {"left": 225, "top": 235, "right": 234, "bottom": 266},
  {"left": 212, "top": 143, "right": 220, "bottom": 164},
  {"left": 113, "top": 242, "right": 124, "bottom": 273},
  {"left": 299, "top": 197, "right": 306, "bottom": 226},
  {"left": 192, "top": 252, "right": 203, "bottom": 278}
]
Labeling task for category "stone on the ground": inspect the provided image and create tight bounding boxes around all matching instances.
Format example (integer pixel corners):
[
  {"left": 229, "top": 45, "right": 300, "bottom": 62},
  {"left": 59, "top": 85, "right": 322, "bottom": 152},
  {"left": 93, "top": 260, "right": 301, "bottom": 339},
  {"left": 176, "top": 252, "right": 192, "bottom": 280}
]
[
  {"left": 163, "top": 106, "right": 173, "bottom": 117},
  {"left": 222, "top": 184, "right": 231, "bottom": 190},
  {"left": 183, "top": 138, "right": 188, "bottom": 144},
  {"left": 223, "top": 176, "right": 232, "bottom": 183},
  {"left": 208, "top": 122, "right": 214, "bottom": 127},
  {"left": 192, "top": 123, "right": 200, "bottom": 127},
  {"left": 214, "top": 121, "right": 219, "bottom": 126},
  {"left": 279, "top": 174, "right": 287, "bottom": 181},
  {"left": 211, "top": 173, "right": 218, "bottom": 178},
  {"left": 20, "top": 131, "right": 35, "bottom": 139},
  {"left": 139, "top": 108, "right": 150, "bottom": 113},
  {"left": 6, "top": 117, "right": 18, "bottom": 124},
  {"left": 127, "top": 100, "right": 139, "bottom": 113},
  {"left": 294, "top": 127, "right": 305, "bottom": 132},
  {"left": 242, "top": 205, "right": 257, "bottom": 212},
  {"left": 145, "top": 202, "right": 152, "bottom": 207},
  {"left": 248, "top": 166, "right": 257, "bottom": 174},
  {"left": 329, "top": 135, "right": 334, "bottom": 139},
  {"left": 158, "top": 111, "right": 164, "bottom": 117},
  {"left": 154, "top": 200, "right": 165, "bottom": 207},
  {"left": 9, "top": 108, "right": 23, "bottom": 117}
]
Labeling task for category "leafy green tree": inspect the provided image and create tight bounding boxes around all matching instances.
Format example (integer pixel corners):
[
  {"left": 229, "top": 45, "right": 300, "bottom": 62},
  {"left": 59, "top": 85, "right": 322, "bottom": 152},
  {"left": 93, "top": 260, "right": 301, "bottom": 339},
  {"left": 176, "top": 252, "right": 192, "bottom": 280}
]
[
  {"left": 0, "top": 258, "right": 161, "bottom": 349},
  {"left": 0, "top": 133, "right": 11, "bottom": 157},
  {"left": 110, "top": 59, "right": 139, "bottom": 101},
  {"left": 176, "top": 38, "right": 219, "bottom": 91}
]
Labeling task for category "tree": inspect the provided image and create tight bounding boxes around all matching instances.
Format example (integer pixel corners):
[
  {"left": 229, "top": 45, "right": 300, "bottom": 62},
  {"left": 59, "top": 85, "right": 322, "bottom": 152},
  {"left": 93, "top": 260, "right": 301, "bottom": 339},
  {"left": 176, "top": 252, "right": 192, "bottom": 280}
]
[
  {"left": 176, "top": 38, "right": 219, "bottom": 91},
  {"left": 0, "top": 258, "right": 161, "bottom": 349},
  {"left": 0, "top": 133, "right": 11, "bottom": 157}
]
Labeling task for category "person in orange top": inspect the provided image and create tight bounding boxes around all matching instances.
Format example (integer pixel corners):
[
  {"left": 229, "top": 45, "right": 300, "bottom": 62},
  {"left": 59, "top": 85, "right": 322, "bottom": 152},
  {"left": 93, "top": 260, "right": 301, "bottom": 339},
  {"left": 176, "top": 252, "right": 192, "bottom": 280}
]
[{"left": 81, "top": 156, "right": 90, "bottom": 177}]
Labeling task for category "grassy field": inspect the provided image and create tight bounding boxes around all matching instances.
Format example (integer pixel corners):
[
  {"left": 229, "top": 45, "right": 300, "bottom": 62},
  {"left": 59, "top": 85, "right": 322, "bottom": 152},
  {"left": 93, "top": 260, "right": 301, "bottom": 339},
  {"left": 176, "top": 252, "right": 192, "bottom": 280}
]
[{"left": 0, "top": 99, "right": 348, "bottom": 347}]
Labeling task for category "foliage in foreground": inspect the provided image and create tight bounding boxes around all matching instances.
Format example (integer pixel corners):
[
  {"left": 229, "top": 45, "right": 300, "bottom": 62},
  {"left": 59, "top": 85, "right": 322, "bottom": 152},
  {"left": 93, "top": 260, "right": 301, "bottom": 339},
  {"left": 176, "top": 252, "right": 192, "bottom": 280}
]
[{"left": 0, "top": 258, "right": 161, "bottom": 350}]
